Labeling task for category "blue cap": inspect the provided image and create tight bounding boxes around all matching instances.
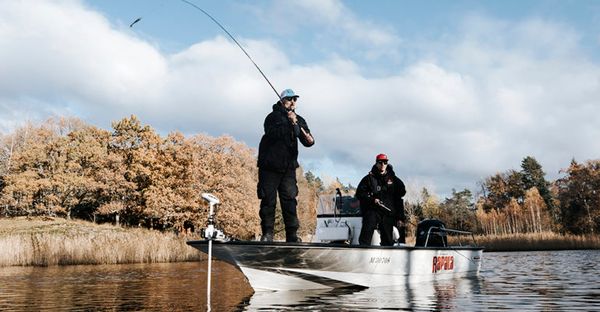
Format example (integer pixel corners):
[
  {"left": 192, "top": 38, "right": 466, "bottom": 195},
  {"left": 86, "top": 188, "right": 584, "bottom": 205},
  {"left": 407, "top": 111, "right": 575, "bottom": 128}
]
[{"left": 280, "top": 89, "right": 299, "bottom": 99}]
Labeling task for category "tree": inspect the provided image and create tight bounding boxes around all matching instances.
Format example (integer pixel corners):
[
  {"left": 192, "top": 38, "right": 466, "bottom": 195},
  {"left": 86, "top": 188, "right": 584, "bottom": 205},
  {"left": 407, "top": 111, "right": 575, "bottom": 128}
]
[
  {"left": 523, "top": 188, "right": 553, "bottom": 233},
  {"left": 481, "top": 173, "right": 510, "bottom": 212},
  {"left": 0, "top": 118, "right": 97, "bottom": 218},
  {"left": 420, "top": 187, "right": 441, "bottom": 219},
  {"left": 521, "top": 156, "right": 555, "bottom": 219},
  {"left": 305, "top": 171, "right": 324, "bottom": 192},
  {"left": 0, "top": 116, "right": 273, "bottom": 239},
  {"left": 107, "top": 115, "right": 161, "bottom": 226},
  {"left": 556, "top": 159, "right": 600, "bottom": 234},
  {"left": 439, "top": 189, "right": 477, "bottom": 231},
  {"left": 191, "top": 134, "right": 260, "bottom": 239}
]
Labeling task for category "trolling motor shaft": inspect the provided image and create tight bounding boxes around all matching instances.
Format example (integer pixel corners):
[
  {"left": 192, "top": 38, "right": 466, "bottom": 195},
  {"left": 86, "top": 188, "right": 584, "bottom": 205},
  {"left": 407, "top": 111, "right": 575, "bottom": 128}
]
[{"left": 200, "top": 192, "right": 222, "bottom": 312}]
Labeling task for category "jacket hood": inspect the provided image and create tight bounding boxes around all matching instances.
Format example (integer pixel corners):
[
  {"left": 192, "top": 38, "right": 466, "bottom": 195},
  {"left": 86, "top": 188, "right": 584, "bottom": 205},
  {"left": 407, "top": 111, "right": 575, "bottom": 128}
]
[
  {"left": 370, "top": 164, "right": 395, "bottom": 177},
  {"left": 272, "top": 103, "right": 289, "bottom": 114}
]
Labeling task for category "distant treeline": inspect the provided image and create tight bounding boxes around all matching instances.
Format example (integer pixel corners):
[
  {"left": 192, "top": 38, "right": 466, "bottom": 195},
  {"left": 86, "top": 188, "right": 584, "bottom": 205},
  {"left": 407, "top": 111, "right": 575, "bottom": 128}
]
[
  {"left": 402, "top": 156, "right": 600, "bottom": 236},
  {"left": 0, "top": 116, "right": 318, "bottom": 240},
  {"left": 1, "top": 117, "right": 598, "bottom": 239}
]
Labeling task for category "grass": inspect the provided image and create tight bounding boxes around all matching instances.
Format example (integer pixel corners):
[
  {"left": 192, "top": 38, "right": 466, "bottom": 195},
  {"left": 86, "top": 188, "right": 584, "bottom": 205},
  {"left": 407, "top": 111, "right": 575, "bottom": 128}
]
[
  {"left": 0, "top": 217, "right": 202, "bottom": 267},
  {"left": 2, "top": 217, "right": 599, "bottom": 267},
  {"left": 466, "top": 232, "right": 600, "bottom": 252}
]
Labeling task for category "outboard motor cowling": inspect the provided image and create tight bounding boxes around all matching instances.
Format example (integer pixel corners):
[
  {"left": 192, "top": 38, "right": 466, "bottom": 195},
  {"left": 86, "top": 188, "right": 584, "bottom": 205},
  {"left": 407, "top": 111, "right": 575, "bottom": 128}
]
[{"left": 415, "top": 219, "right": 447, "bottom": 247}]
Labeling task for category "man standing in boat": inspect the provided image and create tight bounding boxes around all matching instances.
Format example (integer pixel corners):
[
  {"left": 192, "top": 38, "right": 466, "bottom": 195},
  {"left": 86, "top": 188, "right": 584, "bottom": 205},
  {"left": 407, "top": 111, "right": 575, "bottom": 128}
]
[
  {"left": 356, "top": 154, "right": 406, "bottom": 246},
  {"left": 257, "top": 89, "right": 315, "bottom": 242}
]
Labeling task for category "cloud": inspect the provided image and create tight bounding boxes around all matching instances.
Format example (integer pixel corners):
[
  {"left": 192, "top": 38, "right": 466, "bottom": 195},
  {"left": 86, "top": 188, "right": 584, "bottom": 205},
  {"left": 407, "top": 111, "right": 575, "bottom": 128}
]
[
  {"left": 254, "top": 0, "right": 402, "bottom": 61},
  {"left": 1, "top": 1, "right": 599, "bottom": 197},
  {"left": 0, "top": 0, "right": 167, "bottom": 125}
]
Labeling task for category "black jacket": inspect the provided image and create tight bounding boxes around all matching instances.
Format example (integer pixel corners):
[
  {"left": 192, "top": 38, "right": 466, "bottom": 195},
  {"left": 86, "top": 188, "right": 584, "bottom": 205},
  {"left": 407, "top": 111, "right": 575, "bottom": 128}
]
[
  {"left": 355, "top": 164, "right": 407, "bottom": 221},
  {"left": 257, "top": 103, "right": 314, "bottom": 171}
]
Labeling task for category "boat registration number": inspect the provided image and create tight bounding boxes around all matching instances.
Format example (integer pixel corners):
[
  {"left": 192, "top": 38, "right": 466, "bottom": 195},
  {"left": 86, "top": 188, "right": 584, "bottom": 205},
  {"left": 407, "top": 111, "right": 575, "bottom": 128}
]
[{"left": 369, "top": 256, "right": 391, "bottom": 264}]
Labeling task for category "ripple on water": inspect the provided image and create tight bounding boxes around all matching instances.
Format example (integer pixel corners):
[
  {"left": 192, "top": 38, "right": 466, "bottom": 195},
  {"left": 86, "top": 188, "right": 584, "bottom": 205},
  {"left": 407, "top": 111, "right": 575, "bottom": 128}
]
[{"left": 1, "top": 250, "right": 599, "bottom": 311}]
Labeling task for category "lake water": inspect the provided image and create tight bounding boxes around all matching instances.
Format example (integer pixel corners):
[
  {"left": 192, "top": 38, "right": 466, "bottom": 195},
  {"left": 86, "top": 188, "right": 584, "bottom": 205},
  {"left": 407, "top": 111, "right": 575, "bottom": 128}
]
[{"left": 1, "top": 250, "right": 599, "bottom": 311}]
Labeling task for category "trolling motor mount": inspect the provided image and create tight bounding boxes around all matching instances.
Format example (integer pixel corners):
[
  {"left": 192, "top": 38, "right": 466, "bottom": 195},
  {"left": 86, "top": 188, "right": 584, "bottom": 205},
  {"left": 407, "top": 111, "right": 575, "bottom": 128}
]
[{"left": 201, "top": 193, "right": 227, "bottom": 241}]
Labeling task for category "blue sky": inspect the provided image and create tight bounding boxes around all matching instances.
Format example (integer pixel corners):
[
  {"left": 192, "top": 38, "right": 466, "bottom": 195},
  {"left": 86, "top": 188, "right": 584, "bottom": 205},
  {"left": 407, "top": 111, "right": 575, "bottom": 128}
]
[{"left": 2, "top": 0, "right": 600, "bottom": 201}]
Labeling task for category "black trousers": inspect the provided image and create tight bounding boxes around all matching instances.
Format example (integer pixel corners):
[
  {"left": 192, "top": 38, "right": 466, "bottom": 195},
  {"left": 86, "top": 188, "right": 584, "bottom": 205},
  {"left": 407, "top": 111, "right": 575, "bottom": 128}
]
[
  {"left": 257, "top": 168, "right": 299, "bottom": 238},
  {"left": 359, "top": 208, "right": 395, "bottom": 246}
]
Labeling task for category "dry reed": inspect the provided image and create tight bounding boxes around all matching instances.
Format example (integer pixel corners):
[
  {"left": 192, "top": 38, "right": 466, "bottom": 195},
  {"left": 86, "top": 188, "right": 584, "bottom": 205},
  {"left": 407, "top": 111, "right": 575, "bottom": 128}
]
[
  {"left": 469, "top": 231, "right": 600, "bottom": 252},
  {"left": 0, "top": 217, "right": 202, "bottom": 267},
  {"left": 3, "top": 218, "right": 599, "bottom": 267}
]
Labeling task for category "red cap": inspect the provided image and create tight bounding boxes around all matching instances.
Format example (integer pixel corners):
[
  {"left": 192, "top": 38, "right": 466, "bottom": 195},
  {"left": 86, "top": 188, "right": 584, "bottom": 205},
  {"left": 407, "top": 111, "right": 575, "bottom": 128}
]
[{"left": 376, "top": 153, "right": 388, "bottom": 161}]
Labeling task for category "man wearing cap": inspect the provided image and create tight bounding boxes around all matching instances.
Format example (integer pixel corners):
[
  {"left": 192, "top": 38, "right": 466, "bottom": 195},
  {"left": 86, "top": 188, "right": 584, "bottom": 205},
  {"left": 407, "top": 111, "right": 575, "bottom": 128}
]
[
  {"left": 355, "top": 154, "right": 407, "bottom": 246},
  {"left": 257, "top": 89, "right": 315, "bottom": 242}
]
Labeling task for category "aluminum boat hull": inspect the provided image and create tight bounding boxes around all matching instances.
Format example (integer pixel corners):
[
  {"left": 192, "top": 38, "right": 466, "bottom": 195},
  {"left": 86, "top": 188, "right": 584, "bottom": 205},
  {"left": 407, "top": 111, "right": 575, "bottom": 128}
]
[{"left": 187, "top": 240, "right": 483, "bottom": 291}]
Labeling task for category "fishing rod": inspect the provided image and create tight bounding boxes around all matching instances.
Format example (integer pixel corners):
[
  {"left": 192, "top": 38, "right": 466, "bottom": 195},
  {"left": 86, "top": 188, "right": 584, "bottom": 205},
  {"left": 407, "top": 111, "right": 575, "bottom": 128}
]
[
  {"left": 131, "top": 1, "right": 282, "bottom": 101},
  {"left": 179, "top": 0, "right": 282, "bottom": 101}
]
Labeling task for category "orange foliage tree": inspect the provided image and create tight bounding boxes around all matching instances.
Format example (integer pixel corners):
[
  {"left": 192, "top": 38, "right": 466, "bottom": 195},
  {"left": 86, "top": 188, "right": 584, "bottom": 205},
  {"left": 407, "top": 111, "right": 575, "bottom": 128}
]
[{"left": 0, "top": 116, "right": 323, "bottom": 240}]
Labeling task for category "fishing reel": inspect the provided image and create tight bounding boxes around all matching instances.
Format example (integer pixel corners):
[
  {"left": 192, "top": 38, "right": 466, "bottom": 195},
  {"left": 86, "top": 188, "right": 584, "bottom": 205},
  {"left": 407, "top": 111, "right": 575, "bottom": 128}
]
[{"left": 201, "top": 193, "right": 228, "bottom": 241}]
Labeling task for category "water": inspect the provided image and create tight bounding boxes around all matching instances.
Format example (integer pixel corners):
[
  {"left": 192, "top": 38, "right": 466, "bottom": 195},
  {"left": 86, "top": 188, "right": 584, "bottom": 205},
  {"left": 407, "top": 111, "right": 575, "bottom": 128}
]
[{"left": 1, "top": 250, "right": 599, "bottom": 311}]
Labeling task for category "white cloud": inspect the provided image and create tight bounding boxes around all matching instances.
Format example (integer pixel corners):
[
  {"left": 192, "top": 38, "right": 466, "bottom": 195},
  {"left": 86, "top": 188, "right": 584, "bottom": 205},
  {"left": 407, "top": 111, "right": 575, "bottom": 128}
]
[
  {"left": 1, "top": 1, "right": 599, "bottom": 197},
  {"left": 257, "top": 0, "right": 402, "bottom": 61}
]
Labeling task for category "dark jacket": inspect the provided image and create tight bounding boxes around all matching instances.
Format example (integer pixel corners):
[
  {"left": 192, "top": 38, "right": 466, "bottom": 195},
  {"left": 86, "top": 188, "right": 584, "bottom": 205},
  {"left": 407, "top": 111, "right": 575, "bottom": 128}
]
[
  {"left": 257, "top": 103, "right": 314, "bottom": 171},
  {"left": 355, "top": 164, "right": 407, "bottom": 221}
]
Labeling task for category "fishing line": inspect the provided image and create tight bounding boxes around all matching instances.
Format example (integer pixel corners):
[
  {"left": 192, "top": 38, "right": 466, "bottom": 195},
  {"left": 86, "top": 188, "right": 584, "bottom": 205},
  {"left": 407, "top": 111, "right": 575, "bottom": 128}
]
[
  {"left": 178, "top": 0, "right": 282, "bottom": 100},
  {"left": 450, "top": 248, "right": 479, "bottom": 264},
  {"left": 130, "top": 1, "right": 282, "bottom": 100}
]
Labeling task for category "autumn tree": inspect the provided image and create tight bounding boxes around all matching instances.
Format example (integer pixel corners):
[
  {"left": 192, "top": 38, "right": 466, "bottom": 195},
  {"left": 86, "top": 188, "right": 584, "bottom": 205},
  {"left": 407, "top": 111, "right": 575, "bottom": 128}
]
[
  {"left": 305, "top": 171, "right": 324, "bottom": 193},
  {"left": 556, "top": 159, "right": 600, "bottom": 234},
  {"left": 0, "top": 118, "right": 95, "bottom": 218},
  {"left": 522, "top": 188, "right": 553, "bottom": 233},
  {"left": 481, "top": 173, "right": 510, "bottom": 212},
  {"left": 439, "top": 189, "right": 477, "bottom": 231},
  {"left": 520, "top": 156, "right": 556, "bottom": 221},
  {"left": 295, "top": 168, "right": 319, "bottom": 239},
  {"left": 476, "top": 156, "right": 561, "bottom": 234},
  {"left": 141, "top": 132, "right": 198, "bottom": 230},
  {"left": 420, "top": 187, "right": 441, "bottom": 219},
  {"left": 191, "top": 134, "right": 260, "bottom": 239},
  {"left": 106, "top": 115, "right": 162, "bottom": 226}
]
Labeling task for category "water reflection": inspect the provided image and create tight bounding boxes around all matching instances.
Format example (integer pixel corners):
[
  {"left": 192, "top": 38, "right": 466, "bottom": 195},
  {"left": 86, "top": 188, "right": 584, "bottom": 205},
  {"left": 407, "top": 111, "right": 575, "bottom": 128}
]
[
  {"left": 0, "top": 262, "right": 253, "bottom": 311},
  {"left": 1, "top": 250, "right": 600, "bottom": 311},
  {"left": 475, "top": 250, "right": 600, "bottom": 311},
  {"left": 241, "top": 277, "right": 482, "bottom": 311}
]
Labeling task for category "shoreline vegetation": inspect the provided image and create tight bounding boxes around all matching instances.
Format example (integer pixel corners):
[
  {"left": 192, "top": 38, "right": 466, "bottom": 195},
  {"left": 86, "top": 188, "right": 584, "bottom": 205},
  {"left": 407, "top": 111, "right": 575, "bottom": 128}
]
[
  {"left": 1, "top": 217, "right": 599, "bottom": 267},
  {"left": 1, "top": 117, "right": 599, "bottom": 265},
  {"left": 2, "top": 117, "right": 600, "bottom": 264},
  {"left": 0, "top": 217, "right": 201, "bottom": 267}
]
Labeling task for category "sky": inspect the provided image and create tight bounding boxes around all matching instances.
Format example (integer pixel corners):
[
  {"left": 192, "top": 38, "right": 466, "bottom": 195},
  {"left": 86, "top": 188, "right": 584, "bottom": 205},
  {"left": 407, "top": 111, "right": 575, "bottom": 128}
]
[{"left": 1, "top": 0, "right": 600, "bottom": 201}]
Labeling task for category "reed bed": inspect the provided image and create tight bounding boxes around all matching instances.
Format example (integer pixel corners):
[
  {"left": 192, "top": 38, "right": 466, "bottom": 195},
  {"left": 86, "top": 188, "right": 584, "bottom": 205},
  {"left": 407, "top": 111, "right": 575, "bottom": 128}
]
[
  {"left": 0, "top": 217, "right": 202, "bottom": 267},
  {"left": 3, "top": 218, "right": 599, "bottom": 267},
  {"left": 467, "top": 231, "right": 600, "bottom": 252}
]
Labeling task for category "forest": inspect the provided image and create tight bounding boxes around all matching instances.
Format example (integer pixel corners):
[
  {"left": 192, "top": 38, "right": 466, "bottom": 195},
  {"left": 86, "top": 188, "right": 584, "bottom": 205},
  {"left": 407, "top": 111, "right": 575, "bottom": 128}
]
[
  {"left": 1, "top": 116, "right": 598, "bottom": 239},
  {"left": 403, "top": 156, "right": 600, "bottom": 236}
]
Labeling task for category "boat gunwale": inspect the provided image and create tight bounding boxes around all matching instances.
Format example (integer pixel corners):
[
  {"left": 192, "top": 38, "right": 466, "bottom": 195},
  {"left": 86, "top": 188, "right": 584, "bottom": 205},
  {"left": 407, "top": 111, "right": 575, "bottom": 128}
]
[{"left": 186, "top": 240, "right": 485, "bottom": 251}]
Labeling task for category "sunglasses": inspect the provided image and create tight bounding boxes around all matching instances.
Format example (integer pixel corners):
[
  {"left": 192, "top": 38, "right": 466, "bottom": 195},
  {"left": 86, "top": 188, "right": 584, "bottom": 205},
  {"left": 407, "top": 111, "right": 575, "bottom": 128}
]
[
  {"left": 284, "top": 97, "right": 298, "bottom": 102},
  {"left": 377, "top": 160, "right": 388, "bottom": 164}
]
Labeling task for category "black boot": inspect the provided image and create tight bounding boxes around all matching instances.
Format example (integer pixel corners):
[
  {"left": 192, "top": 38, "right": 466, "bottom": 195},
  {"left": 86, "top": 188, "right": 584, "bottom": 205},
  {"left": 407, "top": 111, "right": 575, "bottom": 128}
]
[
  {"left": 286, "top": 231, "right": 301, "bottom": 243},
  {"left": 260, "top": 232, "right": 273, "bottom": 242}
]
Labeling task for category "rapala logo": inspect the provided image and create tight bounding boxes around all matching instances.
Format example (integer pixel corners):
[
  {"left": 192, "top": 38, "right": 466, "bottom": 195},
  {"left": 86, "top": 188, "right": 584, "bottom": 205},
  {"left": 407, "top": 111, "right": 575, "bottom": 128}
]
[{"left": 432, "top": 255, "right": 454, "bottom": 273}]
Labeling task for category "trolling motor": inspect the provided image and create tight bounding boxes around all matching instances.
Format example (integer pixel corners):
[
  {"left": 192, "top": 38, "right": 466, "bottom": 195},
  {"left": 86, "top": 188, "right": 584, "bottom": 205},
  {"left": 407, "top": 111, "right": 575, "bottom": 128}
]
[{"left": 201, "top": 192, "right": 227, "bottom": 312}]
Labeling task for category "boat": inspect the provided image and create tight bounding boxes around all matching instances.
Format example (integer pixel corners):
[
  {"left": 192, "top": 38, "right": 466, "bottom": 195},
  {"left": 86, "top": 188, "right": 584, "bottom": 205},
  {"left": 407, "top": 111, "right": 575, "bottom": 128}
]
[{"left": 187, "top": 193, "right": 483, "bottom": 291}]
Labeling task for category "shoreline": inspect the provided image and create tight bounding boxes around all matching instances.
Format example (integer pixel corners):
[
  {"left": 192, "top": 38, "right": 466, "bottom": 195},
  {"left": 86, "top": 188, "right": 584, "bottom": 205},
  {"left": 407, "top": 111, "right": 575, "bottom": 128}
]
[
  {"left": 0, "top": 217, "right": 202, "bottom": 267},
  {"left": 1, "top": 217, "right": 599, "bottom": 267},
  {"left": 471, "top": 232, "right": 600, "bottom": 252}
]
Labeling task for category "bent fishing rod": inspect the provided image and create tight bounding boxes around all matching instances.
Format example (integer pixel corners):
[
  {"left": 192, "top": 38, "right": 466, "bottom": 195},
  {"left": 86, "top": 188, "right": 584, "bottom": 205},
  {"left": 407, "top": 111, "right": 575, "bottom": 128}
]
[{"left": 132, "top": 0, "right": 282, "bottom": 101}]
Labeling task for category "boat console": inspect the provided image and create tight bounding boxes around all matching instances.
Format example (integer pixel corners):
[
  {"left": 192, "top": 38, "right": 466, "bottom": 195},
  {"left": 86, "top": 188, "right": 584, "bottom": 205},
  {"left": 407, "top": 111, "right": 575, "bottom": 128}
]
[{"left": 313, "top": 194, "right": 363, "bottom": 244}]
